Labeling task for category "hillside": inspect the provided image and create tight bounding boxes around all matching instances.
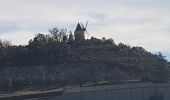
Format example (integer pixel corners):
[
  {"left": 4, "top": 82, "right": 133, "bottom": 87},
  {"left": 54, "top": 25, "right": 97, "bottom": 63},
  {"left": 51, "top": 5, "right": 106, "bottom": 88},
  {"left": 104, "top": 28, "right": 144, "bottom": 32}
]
[{"left": 0, "top": 28, "right": 169, "bottom": 91}]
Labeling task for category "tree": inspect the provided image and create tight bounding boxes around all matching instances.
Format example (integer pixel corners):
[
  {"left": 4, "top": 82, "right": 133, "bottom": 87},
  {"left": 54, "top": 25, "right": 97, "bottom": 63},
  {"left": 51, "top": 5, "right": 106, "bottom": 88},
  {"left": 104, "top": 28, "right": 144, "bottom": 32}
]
[
  {"left": 29, "top": 33, "right": 47, "bottom": 48},
  {"left": 157, "top": 52, "right": 166, "bottom": 59},
  {"left": 102, "top": 37, "right": 106, "bottom": 42},
  {"left": 0, "top": 40, "right": 12, "bottom": 48},
  {"left": 68, "top": 31, "right": 74, "bottom": 42},
  {"left": 63, "top": 35, "right": 68, "bottom": 42},
  {"left": 49, "top": 28, "right": 59, "bottom": 41},
  {"left": 49, "top": 28, "right": 67, "bottom": 42},
  {"left": 108, "top": 67, "right": 130, "bottom": 82},
  {"left": 103, "top": 38, "right": 114, "bottom": 45}
]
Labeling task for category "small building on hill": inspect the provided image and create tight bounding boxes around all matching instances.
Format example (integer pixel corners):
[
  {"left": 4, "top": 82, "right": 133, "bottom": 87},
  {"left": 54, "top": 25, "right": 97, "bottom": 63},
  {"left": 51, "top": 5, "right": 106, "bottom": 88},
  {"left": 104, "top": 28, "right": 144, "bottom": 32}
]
[{"left": 74, "top": 22, "right": 86, "bottom": 41}]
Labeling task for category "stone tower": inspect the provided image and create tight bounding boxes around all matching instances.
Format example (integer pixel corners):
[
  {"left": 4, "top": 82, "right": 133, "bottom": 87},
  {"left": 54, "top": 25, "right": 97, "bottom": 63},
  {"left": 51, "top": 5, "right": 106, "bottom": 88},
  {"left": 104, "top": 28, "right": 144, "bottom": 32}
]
[{"left": 74, "top": 22, "right": 86, "bottom": 41}]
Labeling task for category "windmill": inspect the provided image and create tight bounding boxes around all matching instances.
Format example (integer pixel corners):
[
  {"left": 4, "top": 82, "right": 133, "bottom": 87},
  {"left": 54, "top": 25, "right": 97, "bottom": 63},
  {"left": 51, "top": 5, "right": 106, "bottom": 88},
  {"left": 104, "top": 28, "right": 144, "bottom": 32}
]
[
  {"left": 80, "top": 20, "right": 89, "bottom": 35},
  {"left": 74, "top": 20, "right": 89, "bottom": 41}
]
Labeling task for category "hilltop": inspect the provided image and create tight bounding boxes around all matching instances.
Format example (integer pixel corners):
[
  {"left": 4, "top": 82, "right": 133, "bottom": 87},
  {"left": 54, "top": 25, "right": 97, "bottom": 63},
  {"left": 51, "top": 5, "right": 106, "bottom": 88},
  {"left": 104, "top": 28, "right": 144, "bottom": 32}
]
[{"left": 0, "top": 27, "right": 169, "bottom": 91}]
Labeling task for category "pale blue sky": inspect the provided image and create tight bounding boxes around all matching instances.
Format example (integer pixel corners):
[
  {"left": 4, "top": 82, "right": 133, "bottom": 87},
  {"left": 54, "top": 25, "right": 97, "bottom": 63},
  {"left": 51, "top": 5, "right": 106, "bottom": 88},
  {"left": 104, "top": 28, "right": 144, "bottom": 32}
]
[{"left": 0, "top": 0, "right": 170, "bottom": 61}]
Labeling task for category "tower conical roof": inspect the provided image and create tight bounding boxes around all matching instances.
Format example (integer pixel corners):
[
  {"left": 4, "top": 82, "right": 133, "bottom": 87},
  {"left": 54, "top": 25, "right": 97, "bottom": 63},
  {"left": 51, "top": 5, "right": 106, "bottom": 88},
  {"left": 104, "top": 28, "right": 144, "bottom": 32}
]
[{"left": 75, "top": 23, "right": 85, "bottom": 32}]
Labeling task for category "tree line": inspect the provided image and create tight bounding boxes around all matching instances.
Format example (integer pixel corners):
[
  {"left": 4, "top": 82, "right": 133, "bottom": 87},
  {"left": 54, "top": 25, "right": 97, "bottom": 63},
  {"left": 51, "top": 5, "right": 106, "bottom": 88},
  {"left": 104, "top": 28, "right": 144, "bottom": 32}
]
[{"left": 0, "top": 28, "right": 169, "bottom": 91}]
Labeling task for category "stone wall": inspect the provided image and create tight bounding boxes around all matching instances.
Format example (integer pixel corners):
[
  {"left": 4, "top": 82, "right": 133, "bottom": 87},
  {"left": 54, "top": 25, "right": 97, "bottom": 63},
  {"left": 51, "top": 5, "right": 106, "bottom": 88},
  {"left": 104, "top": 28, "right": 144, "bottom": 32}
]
[{"left": 39, "top": 83, "right": 170, "bottom": 100}]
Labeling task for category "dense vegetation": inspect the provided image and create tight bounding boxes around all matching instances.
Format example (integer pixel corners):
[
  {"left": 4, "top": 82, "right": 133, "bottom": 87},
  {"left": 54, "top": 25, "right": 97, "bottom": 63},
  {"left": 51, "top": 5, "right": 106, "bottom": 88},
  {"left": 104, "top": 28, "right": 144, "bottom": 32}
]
[{"left": 0, "top": 28, "right": 169, "bottom": 90}]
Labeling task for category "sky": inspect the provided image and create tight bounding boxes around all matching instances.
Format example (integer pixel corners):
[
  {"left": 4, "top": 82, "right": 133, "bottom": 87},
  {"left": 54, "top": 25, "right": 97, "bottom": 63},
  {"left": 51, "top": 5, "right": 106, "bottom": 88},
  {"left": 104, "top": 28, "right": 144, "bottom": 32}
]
[{"left": 0, "top": 0, "right": 170, "bottom": 60}]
